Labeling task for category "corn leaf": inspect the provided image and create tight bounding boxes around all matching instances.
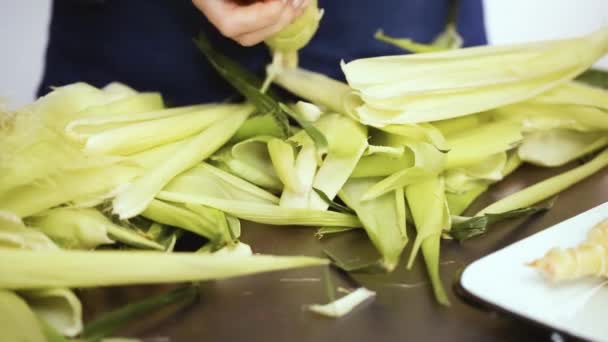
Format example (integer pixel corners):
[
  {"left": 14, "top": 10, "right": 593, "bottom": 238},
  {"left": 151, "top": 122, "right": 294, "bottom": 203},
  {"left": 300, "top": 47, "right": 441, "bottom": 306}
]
[
  {"left": 374, "top": 24, "right": 462, "bottom": 53},
  {"left": 0, "top": 249, "right": 328, "bottom": 289},
  {"left": 141, "top": 199, "right": 221, "bottom": 242},
  {"left": 194, "top": 32, "right": 290, "bottom": 139},
  {"left": 0, "top": 290, "right": 46, "bottom": 342},
  {"left": 342, "top": 27, "right": 608, "bottom": 125},
  {"left": 272, "top": 67, "right": 353, "bottom": 115},
  {"left": 64, "top": 93, "right": 166, "bottom": 141},
  {"left": 157, "top": 191, "right": 362, "bottom": 228},
  {"left": 352, "top": 149, "right": 414, "bottom": 178},
  {"left": 576, "top": 68, "right": 608, "bottom": 88},
  {"left": 478, "top": 148, "right": 608, "bottom": 216},
  {"left": 446, "top": 183, "right": 488, "bottom": 216},
  {"left": 362, "top": 137, "right": 445, "bottom": 200},
  {"left": 20, "top": 288, "right": 83, "bottom": 337},
  {"left": 112, "top": 105, "right": 253, "bottom": 219},
  {"left": 308, "top": 114, "right": 368, "bottom": 210},
  {"left": 444, "top": 152, "right": 507, "bottom": 193},
  {"left": 308, "top": 287, "right": 376, "bottom": 318},
  {"left": 312, "top": 188, "right": 355, "bottom": 214},
  {"left": 0, "top": 210, "right": 59, "bottom": 251},
  {"left": 211, "top": 136, "right": 283, "bottom": 191},
  {"left": 26, "top": 208, "right": 113, "bottom": 250},
  {"left": 339, "top": 177, "right": 407, "bottom": 271},
  {"left": 279, "top": 103, "right": 328, "bottom": 154},
  {"left": 231, "top": 113, "right": 287, "bottom": 142},
  {"left": 445, "top": 151, "right": 522, "bottom": 215},
  {"left": 406, "top": 177, "right": 451, "bottom": 305},
  {"left": 379, "top": 122, "right": 449, "bottom": 152},
  {"left": 518, "top": 129, "right": 608, "bottom": 167},
  {"left": 0, "top": 163, "right": 140, "bottom": 218},
  {"left": 81, "top": 286, "right": 197, "bottom": 341},
  {"left": 84, "top": 104, "right": 241, "bottom": 155},
  {"left": 265, "top": 0, "right": 322, "bottom": 54},
  {"left": 29, "top": 207, "right": 163, "bottom": 250},
  {"left": 450, "top": 204, "right": 552, "bottom": 241},
  {"left": 164, "top": 163, "right": 279, "bottom": 204},
  {"left": 445, "top": 121, "right": 522, "bottom": 169}
]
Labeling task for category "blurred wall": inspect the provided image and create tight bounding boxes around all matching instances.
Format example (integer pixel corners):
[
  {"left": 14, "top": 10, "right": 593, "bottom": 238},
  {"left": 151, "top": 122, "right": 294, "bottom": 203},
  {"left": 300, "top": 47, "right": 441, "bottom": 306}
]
[{"left": 0, "top": 0, "right": 606, "bottom": 108}]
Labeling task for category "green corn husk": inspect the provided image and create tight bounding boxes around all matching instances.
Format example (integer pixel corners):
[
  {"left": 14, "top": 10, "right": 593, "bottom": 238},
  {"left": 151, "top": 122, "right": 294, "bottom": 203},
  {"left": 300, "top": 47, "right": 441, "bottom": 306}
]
[
  {"left": 518, "top": 129, "right": 608, "bottom": 167},
  {"left": 338, "top": 177, "right": 407, "bottom": 271},
  {"left": 268, "top": 138, "right": 302, "bottom": 193},
  {"left": 145, "top": 223, "right": 180, "bottom": 252},
  {"left": 157, "top": 191, "right": 362, "bottom": 228},
  {"left": 444, "top": 121, "right": 522, "bottom": 169},
  {"left": 20, "top": 288, "right": 83, "bottom": 338},
  {"left": 374, "top": 23, "right": 462, "bottom": 53},
  {"left": 406, "top": 176, "right": 451, "bottom": 305},
  {"left": 342, "top": 27, "right": 608, "bottom": 126},
  {"left": 265, "top": 0, "right": 322, "bottom": 55},
  {"left": 164, "top": 163, "right": 279, "bottom": 204},
  {"left": 26, "top": 208, "right": 163, "bottom": 250},
  {"left": 231, "top": 113, "right": 287, "bottom": 142},
  {"left": 446, "top": 151, "right": 522, "bottom": 215},
  {"left": 141, "top": 199, "right": 221, "bottom": 242},
  {"left": 112, "top": 105, "right": 254, "bottom": 219},
  {"left": 0, "top": 290, "right": 47, "bottom": 342},
  {"left": 308, "top": 287, "right": 376, "bottom": 318},
  {"left": 478, "top": 148, "right": 608, "bottom": 216},
  {"left": 66, "top": 105, "right": 202, "bottom": 142},
  {"left": 262, "top": 0, "right": 323, "bottom": 89},
  {"left": 81, "top": 286, "right": 197, "bottom": 341},
  {"left": 444, "top": 152, "right": 508, "bottom": 194},
  {"left": 433, "top": 113, "right": 488, "bottom": 138},
  {"left": 0, "top": 163, "right": 141, "bottom": 218},
  {"left": 211, "top": 136, "right": 283, "bottom": 192},
  {"left": 0, "top": 249, "right": 328, "bottom": 289},
  {"left": 491, "top": 81, "right": 608, "bottom": 133},
  {"left": 0, "top": 210, "right": 59, "bottom": 251},
  {"left": 84, "top": 104, "right": 242, "bottom": 155},
  {"left": 352, "top": 147, "right": 414, "bottom": 178},
  {"left": 361, "top": 132, "right": 445, "bottom": 200},
  {"left": 307, "top": 114, "right": 369, "bottom": 210}
]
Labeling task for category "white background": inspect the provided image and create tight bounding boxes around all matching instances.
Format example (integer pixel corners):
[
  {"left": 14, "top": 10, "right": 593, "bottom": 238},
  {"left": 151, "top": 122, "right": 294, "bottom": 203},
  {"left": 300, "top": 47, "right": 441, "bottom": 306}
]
[{"left": 1, "top": 0, "right": 607, "bottom": 108}]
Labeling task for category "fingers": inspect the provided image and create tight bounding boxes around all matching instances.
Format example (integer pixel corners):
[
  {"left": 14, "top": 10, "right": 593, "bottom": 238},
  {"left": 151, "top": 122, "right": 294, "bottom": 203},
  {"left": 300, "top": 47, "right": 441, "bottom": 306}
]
[
  {"left": 234, "top": 0, "right": 311, "bottom": 46},
  {"left": 193, "top": 0, "right": 310, "bottom": 46}
]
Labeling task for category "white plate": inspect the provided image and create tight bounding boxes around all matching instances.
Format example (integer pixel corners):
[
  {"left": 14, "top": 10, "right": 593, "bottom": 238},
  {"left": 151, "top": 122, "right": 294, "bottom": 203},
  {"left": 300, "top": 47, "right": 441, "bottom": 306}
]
[{"left": 460, "top": 201, "right": 608, "bottom": 342}]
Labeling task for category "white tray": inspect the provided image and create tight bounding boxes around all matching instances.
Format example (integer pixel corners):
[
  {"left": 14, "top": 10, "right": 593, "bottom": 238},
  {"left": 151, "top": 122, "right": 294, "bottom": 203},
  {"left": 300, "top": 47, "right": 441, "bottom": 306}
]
[{"left": 460, "top": 201, "right": 608, "bottom": 342}]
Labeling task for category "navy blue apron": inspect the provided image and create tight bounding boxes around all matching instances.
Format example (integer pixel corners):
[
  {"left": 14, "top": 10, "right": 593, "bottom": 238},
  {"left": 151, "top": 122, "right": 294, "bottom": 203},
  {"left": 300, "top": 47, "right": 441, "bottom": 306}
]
[{"left": 38, "top": 0, "right": 487, "bottom": 106}]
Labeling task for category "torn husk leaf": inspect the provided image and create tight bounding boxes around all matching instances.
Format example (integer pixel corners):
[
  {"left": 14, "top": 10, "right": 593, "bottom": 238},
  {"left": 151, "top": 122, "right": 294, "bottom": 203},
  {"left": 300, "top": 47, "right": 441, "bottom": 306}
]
[
  {"left": 374, "top": 23, "right": 462, "bottom": 53},
  {"left": 339, "top": 177, "right": 407, "bottom": 271},
  {"left": 342, "top": 26, "right": 608, "bottom": 125},
  {"left": 20, "top": 288, "right": 83, "bottom": 338},
  {"left": 308, "top": 287, "right": 376, "bottom": 318},
  {"left": 406, "top": 176, "right": 451, "bottom": 305},
  {"left": 81, "top": 286, "right": 197, "bottom": 341},
  {"left": 0, "top": 210, "right": 59, "bottom": 251},
  {"left": 0, "top": 290, "right": 47, "bottom": 342},
  {"left": 112, "top": 105, "right": 254, "bottom": 219},
  {"left": 0, "top": 249, "right": 328, "bottom": 289},
  {"left": 157, "top": 191, "right": 362, "bottom": 228},
  {"left": 518, "top": 129, "right": 608, "bottom": 167},
  {"left": 478, "top": 148, "right": 608, "bottom": 216}
]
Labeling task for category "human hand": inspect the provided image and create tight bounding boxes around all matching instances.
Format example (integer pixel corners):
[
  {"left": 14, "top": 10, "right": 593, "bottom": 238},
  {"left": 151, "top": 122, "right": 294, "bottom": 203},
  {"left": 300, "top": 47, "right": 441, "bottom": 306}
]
[{"left": 193, "top": 0, "right": 310, "bottom": 46}]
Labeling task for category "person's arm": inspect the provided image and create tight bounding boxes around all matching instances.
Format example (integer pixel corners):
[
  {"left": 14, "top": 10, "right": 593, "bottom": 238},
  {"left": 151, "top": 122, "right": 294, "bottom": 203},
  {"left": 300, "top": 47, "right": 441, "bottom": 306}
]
[{"left": 192, "top": 0, "right": 309, "bottom": 46}]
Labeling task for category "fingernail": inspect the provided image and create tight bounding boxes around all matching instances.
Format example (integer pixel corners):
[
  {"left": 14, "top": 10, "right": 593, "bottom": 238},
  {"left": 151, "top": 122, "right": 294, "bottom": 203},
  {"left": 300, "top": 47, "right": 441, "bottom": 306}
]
[{"left": 291, "top": 0, "right": 302, "bottom": 8}]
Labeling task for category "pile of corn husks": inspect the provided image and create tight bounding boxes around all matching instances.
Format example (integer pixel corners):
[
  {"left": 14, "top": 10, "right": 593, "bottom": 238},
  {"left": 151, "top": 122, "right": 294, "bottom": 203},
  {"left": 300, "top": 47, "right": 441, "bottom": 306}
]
[{"left": 2, "top": 4, "right": 608, "bottom": 338}]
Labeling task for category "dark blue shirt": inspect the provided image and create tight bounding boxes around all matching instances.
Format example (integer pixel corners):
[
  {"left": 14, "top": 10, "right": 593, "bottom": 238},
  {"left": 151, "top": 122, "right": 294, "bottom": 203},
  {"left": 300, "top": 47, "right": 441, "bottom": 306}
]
[{"left": 38, "top": 0, "right": 487, "bottom": 106}]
